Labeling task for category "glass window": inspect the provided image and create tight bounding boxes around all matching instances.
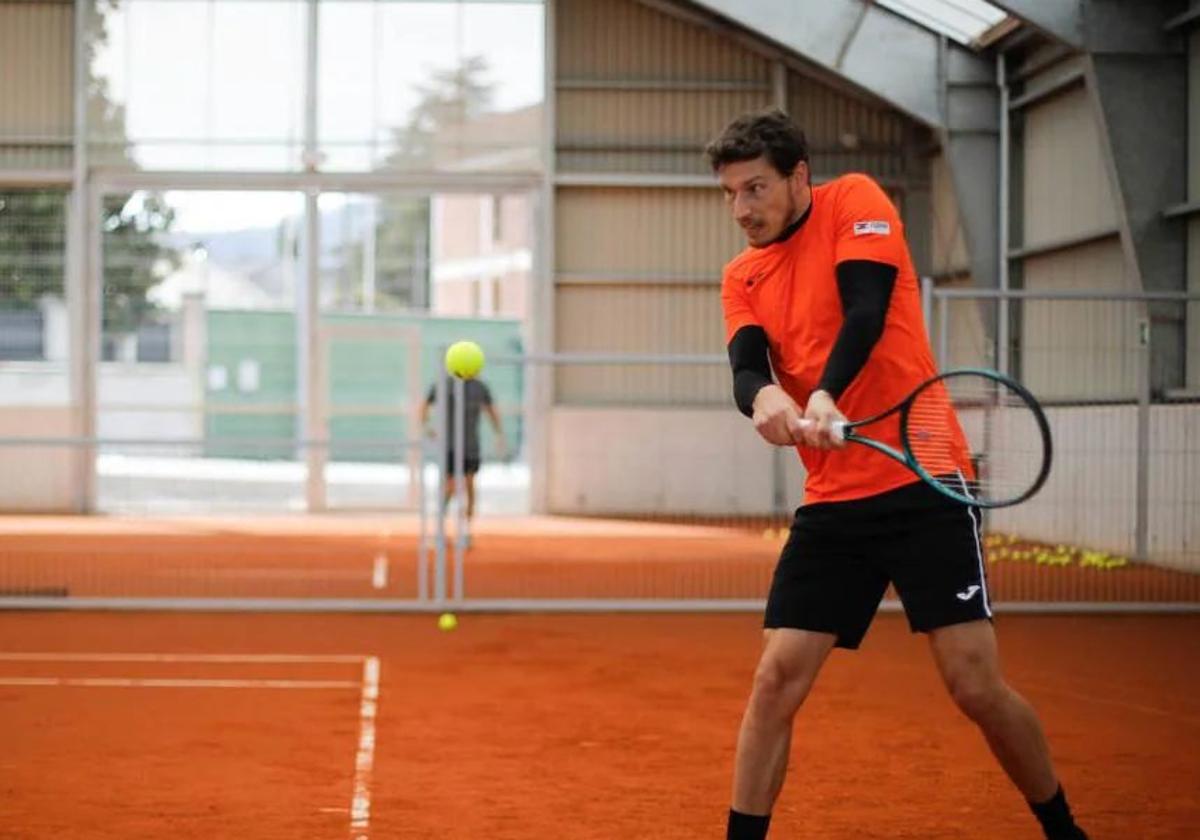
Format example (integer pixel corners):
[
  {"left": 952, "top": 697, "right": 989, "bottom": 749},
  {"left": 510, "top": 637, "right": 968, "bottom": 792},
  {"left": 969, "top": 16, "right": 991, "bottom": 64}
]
[
  {"left": 89, "top": 0, "right": 307, "bottom": 170},
  {"left": 318, "top": 1, "right": 544, "bottom": 172},
  {"left": 0, "top": 191, "right": 67, "bottom": 373}
]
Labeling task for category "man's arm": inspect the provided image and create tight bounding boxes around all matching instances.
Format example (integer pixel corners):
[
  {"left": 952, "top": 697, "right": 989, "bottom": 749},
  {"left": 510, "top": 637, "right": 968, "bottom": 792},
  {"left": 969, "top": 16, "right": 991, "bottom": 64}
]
[
  {"left": 483, "top": 402, "right": 507, "bottom": 459},
  {"left": 419, "top": 385, "right": 436, "bottom": 432},
  {"left": 728, "top": 325, "right": 806, "bottom": 447},
  {"left": 803, "top": 259, "right": 897, "bottom": 448},
  {"left": 728, "top": 325, "right": 772, "bottom": 418}
]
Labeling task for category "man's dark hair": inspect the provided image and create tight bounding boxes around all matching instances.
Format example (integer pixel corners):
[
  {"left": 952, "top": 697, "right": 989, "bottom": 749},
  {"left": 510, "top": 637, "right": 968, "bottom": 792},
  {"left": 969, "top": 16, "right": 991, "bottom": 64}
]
[{"left": 704, "top": 109, "right": 809, "bottom": 177}]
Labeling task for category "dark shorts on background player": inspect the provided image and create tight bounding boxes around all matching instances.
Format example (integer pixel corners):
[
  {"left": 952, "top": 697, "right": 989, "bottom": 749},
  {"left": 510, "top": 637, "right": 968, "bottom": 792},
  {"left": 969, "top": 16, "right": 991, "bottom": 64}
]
[
  {"left": 444, "top": 454, "right": 481, "bottom": 476},
  {"left": 764, "top": 479, "right": 991, "bottom": 649}
]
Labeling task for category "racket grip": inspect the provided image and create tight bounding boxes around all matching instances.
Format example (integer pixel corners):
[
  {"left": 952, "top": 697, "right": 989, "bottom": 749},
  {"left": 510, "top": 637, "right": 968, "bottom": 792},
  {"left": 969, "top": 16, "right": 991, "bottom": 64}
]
[{"left": 793, "top": 418, "right": 847, "bottom": 442}]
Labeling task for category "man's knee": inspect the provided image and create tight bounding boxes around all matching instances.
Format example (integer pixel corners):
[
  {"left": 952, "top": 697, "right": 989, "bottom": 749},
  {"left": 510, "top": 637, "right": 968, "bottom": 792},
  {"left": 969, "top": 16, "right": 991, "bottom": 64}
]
[
  {"left": 944, "top": 654, "right": 1007, "bottom": 722},
  {"left": 750, "top": 655, "right": 812, "bottom": 720}
]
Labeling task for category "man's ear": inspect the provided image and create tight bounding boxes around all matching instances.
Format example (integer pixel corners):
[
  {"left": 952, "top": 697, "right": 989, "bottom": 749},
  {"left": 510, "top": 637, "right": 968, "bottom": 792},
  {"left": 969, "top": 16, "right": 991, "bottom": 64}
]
[{"left": 791, "top": 160, "right": 809, "bottom": 188}]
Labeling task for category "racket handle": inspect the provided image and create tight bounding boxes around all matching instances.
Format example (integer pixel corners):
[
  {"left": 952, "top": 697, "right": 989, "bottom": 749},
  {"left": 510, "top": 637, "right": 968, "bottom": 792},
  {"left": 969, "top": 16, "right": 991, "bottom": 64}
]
[{"left": 793, "top": 418, "right": 847, "bottom": 442}]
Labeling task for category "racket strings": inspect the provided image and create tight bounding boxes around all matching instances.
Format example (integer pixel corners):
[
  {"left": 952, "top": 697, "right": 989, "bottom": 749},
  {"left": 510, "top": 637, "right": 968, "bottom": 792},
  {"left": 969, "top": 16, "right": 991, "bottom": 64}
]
[{"left": 906, "top": 378, "right": 1048, "bottom": 506}]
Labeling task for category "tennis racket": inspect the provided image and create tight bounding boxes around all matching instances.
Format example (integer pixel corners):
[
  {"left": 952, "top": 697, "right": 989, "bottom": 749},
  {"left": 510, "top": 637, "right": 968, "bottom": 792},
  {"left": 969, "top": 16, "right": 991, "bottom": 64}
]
[{"left": 798, "top": 368, "right": 1052, "bottom": 508}]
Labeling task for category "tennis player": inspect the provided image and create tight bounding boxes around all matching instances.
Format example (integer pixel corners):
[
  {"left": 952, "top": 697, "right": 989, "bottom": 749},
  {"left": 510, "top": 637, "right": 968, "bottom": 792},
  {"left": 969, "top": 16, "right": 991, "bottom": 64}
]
[
  {"left": 421, "top": 374, "right": 506, "bottom": 545},
  {"left": 709, "top": 109, "right": 1088, "bottom": 840}
]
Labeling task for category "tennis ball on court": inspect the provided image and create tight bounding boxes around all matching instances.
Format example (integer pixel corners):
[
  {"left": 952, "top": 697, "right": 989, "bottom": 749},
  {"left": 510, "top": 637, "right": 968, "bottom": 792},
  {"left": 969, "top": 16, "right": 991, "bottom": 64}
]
[
  {"left": 444, "top": 340, "right": 485, "bottom": 379},
  {"left": 437, "top": 612, "right": 458, "bottom": 632}
]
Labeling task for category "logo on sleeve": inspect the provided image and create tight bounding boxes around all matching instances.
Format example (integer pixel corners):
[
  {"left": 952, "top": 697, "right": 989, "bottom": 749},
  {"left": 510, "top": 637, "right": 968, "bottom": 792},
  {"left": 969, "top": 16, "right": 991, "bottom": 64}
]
[{"left": 852, "top": 220, "right": 891, "bottom": 237}]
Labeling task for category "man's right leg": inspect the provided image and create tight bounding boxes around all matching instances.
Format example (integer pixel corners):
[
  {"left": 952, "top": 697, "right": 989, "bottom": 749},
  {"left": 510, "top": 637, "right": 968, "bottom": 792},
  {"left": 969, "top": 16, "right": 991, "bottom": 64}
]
[
  {"left": 729, "top": 628, "right": 836, "bottom": 836},
  {"left": 730, "top": 501, "right": 888, "bottom": 839}
]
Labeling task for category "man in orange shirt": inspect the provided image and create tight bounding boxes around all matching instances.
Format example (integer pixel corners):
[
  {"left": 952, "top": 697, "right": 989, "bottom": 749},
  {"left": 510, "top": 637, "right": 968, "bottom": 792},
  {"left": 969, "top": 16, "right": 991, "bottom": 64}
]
[{"left": 709, "top": 110, "right": 1088, "bottom": 840}]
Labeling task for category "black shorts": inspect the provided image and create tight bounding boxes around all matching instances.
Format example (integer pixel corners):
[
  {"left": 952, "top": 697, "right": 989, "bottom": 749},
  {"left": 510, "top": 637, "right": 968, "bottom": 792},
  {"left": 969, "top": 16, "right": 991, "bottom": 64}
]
[
  {"left": 444, "top": 454, "right": 481, "bottom": 476},
  {"left": 764, "top": 480, "right": 992, "bottom": 649}
]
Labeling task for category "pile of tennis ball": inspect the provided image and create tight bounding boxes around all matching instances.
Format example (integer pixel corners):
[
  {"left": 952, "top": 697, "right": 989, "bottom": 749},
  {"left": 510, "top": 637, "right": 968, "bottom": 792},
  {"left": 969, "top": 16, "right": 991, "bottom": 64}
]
[{"left": 982, "top": 533, "right": 1129, "bottom": 570}]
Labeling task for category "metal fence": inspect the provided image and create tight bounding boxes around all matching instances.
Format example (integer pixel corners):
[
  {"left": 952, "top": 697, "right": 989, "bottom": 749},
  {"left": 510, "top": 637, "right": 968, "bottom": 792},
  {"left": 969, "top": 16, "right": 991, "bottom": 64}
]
[
  {"left": 1, "top": 294, "right": 1198, "bottom": 612},
  {"left": 924, "top": 285, "right": 1200, "bottom": 571}
]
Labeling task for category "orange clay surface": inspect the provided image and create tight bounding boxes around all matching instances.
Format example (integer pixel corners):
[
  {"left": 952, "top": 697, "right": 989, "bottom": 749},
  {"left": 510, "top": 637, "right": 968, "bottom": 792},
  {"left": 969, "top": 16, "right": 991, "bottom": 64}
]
[
  {"left": 0, "top": 610, "right": 1198, "bottom": 839},
  {"left": 0, "top": 515, "right": 1197, "bottom": 602}
]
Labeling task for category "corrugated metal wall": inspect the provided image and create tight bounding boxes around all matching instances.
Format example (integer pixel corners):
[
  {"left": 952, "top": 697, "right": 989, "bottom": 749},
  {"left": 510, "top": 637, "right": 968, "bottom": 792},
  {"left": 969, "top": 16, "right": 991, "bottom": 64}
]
[
  {"left": 930, "top": 152, "right": 970, "bottom": 279},
  {"left": 786, "top": 69, "right": 920, "bottom": 184},
  {"left": 1019, "top": 242, "right": 1142, "bottom": 401},
  {"left": 1020, "top": 84, "right": 1119, "bottom": 247},
  {"left": 1014, "top": 67, "right": 1138, "bottom": 401},
  {"left": 0, "top": 1, "right": 74, "bottom": 173},
  {"left": 553, "top": 0, "right": 934, "bottom": 405},
  {"left": 556, "top": 0, "right": 771, "bottom": 176}
]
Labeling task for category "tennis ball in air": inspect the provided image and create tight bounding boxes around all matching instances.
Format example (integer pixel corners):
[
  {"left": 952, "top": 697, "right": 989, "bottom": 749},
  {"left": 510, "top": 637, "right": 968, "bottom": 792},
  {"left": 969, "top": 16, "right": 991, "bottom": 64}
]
[
  {"left": 437, "top": 612, "right": 458, "bottom": 632},
  {"left": 444, "top": 341, "right": 485, "bottom": 379}
]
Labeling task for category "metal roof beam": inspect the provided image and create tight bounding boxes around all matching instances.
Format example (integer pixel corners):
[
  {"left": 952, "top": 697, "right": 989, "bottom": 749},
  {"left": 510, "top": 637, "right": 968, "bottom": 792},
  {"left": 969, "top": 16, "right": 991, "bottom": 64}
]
[
  {"left": 987, "top": 1, "right": 1083, "bottom": 49},
  {"left": 683, "top": 0, "right": 995, "bottom": 129},
  {"left": 993, "top": 1, "right": 1184, "bottom": 53},
  {"left": 676, "top": 0, "right": 999, "bottom": 287}
]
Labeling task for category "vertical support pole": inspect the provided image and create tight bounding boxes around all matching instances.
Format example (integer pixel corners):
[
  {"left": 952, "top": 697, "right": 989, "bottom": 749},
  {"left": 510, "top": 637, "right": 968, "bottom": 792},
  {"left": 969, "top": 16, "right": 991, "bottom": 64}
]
[
  {"left": 921, "top": 276, "right": 934, "bottom": 343},
  {"left": 301, "top": 0, "right": 324, "bottom": 510},
  {"left": 772, "top": 60, "right": 787, "bottom": 110},
  {"left": 937, "top": 294, "right": 950, "bottom": 369},
  {"left": 1135, "top": 314, "right": 1151, "bottom": 561},
  {"left": 528, "top": 0, "right": 556, "bottom": 514},
  {"left": 69, "top": 0, "right": 95, "bottom": 512},
  {"left": 997, "top": 53, "right": 1011, "bottom": 376},
  {"left": 453, "top": 375, "right": 466, "bottom": 601},
  {"left": 362, "top": 198, "right": 376, "bottom": 313},
  {"left": 417, "top": 428, "right": 428, "bottom": 601},
  {"left": 301, "top": 191, "right": 324, "bottom": 510},
  {"left": 434, "top": 366, "right": 448, "bottom": 603}
]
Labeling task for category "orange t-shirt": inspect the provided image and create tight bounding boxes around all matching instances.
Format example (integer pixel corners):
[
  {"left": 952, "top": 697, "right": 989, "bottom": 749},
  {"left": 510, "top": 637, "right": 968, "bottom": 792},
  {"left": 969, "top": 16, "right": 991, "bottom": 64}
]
[{"left": 721, "top": 173, "right": 957, "bottom": 504}]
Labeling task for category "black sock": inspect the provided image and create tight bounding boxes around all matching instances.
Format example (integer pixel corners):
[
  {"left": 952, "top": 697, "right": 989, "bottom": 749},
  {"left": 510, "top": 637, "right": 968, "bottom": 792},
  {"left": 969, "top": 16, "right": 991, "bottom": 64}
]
[
  {"left": 727, "top": 809, "right": 771, "bottom": 840},
  {"left": 1030, "top": 785, "right": 1088, "bottom": 839}
]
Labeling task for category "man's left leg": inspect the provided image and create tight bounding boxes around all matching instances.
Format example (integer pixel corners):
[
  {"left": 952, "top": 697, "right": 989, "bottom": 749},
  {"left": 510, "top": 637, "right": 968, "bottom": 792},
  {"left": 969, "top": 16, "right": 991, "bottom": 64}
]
[
  {"left": 929, "top": 621, "right": 1088, "bottom": 840},
  {"left": 465, "top": 473, "right": 477, "bottom": 519}
]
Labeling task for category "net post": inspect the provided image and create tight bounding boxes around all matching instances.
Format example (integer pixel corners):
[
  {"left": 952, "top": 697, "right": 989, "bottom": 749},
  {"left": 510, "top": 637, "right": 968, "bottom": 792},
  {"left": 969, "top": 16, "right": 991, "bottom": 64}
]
[
  {"left": 453, "top": 375, "right": 467, "bottom": 601},
  {"left": 434, "top": 361, "right": 449, "bottom": 604},
  {"left": 417, "top": 435, "right": 428, "bottom": 602}
]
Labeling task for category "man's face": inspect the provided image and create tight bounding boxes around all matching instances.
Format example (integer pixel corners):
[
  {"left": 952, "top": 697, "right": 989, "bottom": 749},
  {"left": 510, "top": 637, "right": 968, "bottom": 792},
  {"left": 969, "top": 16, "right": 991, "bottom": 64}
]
[{"left": 717, "top": 156, "right": 809, "bottom": 248}]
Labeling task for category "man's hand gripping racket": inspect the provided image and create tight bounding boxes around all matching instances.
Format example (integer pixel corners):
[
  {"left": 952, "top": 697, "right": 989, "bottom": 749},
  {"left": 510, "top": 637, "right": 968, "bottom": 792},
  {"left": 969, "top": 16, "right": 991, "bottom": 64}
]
[{"left": 787, "top": 368, "right": 1052, "bottom": 508}]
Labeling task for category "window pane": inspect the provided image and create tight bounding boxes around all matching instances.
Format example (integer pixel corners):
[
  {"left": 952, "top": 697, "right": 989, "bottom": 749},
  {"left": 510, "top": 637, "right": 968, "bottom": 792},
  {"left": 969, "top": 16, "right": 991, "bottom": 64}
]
[
  {"left": 0, "top": 191, "right": 67, "bottom": 376},
  {"left": 89, "top": 0, "right": 307, "bottom": 171},
  {"left": 318, "top": 1, "right": 544, "bottom": 172}
]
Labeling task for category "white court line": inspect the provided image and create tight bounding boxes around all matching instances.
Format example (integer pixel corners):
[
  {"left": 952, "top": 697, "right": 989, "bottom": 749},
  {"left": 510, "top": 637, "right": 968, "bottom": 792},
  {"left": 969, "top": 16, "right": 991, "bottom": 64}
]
[
  {"left": 372, "top": 553, "right": 388, "bottom": 589},
  {"left": 0, "top": 653, "right": 366, "bottom": 664},
  {"left": 350, "top": 656, "right": 380, "bottom": 839},
  {"left": 155, "top": 569, "right": 372, "bottom": 581},
  {"left": 0, "top": 650, "right": 380, "bottom": 836},
  {"left": 0, "top": 677, "right": 359, "bottom": 689}
]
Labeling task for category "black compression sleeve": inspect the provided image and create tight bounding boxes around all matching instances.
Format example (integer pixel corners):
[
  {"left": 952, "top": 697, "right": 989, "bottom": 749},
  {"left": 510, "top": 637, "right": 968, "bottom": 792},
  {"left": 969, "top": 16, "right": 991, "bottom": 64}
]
[
  {"left": 815, "top": 260, "right": 898, "bottom": 400},
  {"left": 728, "top": 325, "right": 773, "bottom": 418}
]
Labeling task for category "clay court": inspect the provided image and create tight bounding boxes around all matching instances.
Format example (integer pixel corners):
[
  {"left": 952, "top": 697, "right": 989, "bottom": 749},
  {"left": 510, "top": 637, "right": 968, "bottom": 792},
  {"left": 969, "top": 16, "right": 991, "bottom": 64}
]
[
  {"left": 3, "top": 609, "right": 1198, "bottom": 839},
  {"left": 3, "top": 1, "right": 1200, "bottom": 837},
  {"left": 1, "top": 516, "right": 1198, "bottom": 838}
]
